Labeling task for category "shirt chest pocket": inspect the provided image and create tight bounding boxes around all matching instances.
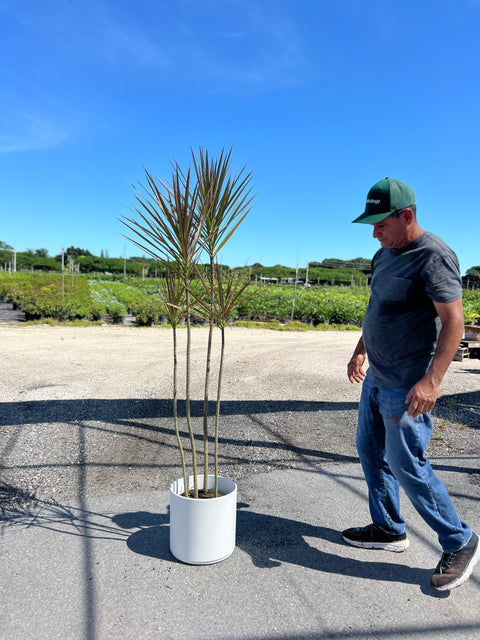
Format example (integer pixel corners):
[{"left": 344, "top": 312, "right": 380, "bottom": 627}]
[
  {"left": 378, "top": 277, "right": 420, "bottom": 316},
  {"left": 389, "top": 277, "right": 416, "bottom": 301}
]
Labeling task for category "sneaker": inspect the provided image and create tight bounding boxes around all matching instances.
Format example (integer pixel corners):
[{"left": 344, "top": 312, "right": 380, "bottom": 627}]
[
  {"left": 342, "top": 523, "right": 410, "bottom": 553},
  {"left": 430, "top": 532, "right": 480, "bottom": 591}
]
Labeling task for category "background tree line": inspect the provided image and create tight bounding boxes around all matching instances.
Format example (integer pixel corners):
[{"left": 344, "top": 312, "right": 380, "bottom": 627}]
[{"left": 0, "top": 241, "right": 478, "bottom": 287}]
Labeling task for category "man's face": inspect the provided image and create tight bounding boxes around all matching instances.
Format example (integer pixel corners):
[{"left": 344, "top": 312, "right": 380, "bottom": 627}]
[{"left": 371, "top": 212, "right": 409, "bottom": 249}]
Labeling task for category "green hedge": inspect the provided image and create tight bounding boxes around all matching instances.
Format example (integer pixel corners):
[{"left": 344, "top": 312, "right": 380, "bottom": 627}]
[
  {"left": 234, "top": 285, "right": 370, "bottom": 325},
  {"left": 1, "top": 273, "right": 479, "bottom": 327}
]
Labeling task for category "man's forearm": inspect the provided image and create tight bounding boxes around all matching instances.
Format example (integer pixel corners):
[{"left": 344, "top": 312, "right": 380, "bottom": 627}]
[
  {"left": 425, "top": 320, "right": 464, "bottom": 387},
  {"left": 425, "top": 299, "right": 465, "bottom": 388},
  {"left": 352, "top": 335, "right": 366, "bottom": 358},
  {"left": 406, "top": 299, "right": 463, "bottom": 418}
]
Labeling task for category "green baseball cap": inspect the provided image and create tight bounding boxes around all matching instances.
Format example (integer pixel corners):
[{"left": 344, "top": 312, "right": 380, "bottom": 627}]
[{"left": 352, "top": 177, "right": 416, "bottom": 224}]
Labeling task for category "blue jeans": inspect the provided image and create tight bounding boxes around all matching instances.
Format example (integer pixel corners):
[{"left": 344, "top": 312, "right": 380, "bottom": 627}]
[{"left": 356, "top": 373, "right": 471, "bottom": 553}]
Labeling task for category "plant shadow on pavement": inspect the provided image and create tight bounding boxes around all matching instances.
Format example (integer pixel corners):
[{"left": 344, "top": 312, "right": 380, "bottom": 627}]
[
  {"left": 0, "top": 397, "right": 359, "bottom": 426},
  {"left": 0, "top": 397, "right": 361, "bottom": 482},
  {"left": 0, "top": 482, "right": 135, "bottom": 541},
  {"left": 2, "top": 394, "right": 479, "bottom": 480},
  {"left": 1, "top": 388, "right": 477, "bottom": 433},
  {"left": 4, "top": 488, "right": 480, "bottom": 638},
  {"left": 122, "top": 501, "right": 446, "bottom": 597},
  {"left": 2, "top": 391, "right": 479, "bottom": 605},
  {"left": 0, "top": 484, "right": 458, "bottom": 600}
]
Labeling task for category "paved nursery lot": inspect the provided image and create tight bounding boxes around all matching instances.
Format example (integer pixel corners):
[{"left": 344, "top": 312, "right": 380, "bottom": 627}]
[
  {"left": 1, "top": 325, "right": 480, "bottom": 639},
  {"left": 0, "top": 325, "right": 479, "bottom": 501}
]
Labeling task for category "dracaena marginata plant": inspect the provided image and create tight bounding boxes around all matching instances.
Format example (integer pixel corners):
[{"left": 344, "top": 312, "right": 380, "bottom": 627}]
[{"left": 120, "top": 147, "right": 255, "bottom": 498}]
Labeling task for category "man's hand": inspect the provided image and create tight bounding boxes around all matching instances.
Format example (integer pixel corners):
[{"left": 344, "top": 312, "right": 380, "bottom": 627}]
[
  {"left": 405, "top": 377, "right": 440, "bottom": 418},
  {"left": 348, "top": 336, "right": 367, "bottom": 383},
  {"left": 348, "top": 352, "right": 367, "bottom": 384}
]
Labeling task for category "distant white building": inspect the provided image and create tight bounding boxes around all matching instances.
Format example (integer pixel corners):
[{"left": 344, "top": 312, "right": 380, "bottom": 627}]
[{"left": 259, "top": 277, "right": 279, "bottom": 284}]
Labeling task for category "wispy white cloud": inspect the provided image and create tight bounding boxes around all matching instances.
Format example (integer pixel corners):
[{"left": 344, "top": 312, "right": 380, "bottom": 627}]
[
  {"left": 173, "top": 0, "right": 308, "bottom": 91},
  {"left": 0, "top": 0, "right": 170, "bottom": 68},
  {"left": 0, "top": 83, "right": 83, "bottom": 153},
  {"left": 0, "top": 112, "right": 70, "bottom": 153},
  {"left": 2, "top": 0, "right": 307, "bottom": 84},
  {"left": 101, "top": 23, "right": 169, "bottom": 68},
  {"left": 0, "top": 0, "right": 309, "bottom": 152}
]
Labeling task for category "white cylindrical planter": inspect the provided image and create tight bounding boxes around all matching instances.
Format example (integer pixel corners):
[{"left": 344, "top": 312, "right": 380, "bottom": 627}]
[{"left": 169, "top": 475, "right": 237, "bottom": 565}]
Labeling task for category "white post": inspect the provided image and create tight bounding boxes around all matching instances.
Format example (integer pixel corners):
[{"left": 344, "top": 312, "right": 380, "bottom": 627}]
[{"left": 291, "top": 266, "right": 299, "bottom": 321}]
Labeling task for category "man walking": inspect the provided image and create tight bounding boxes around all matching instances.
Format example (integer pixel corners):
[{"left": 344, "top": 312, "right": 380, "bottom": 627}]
[{"left": 345, "top": 177, "right": 479, "bottom": 591}]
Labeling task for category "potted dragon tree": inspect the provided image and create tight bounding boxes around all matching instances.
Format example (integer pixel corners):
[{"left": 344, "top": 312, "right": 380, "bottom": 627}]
[{"left": 121, "top": 147, "right": 255, "bottom": 564}]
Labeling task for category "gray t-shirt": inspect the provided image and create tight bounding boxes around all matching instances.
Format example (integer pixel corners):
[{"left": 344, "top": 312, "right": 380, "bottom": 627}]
[{"left": 362, "top": 231, "right": 462, "bottom": 389}]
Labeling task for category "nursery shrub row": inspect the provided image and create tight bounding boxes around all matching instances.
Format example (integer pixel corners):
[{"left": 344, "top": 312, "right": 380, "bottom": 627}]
[
  {"left": 235, "top": 285, "right": 371, "bottom": 326},
  {"left": 463, "top": 289, "right": 480, "bottom": 325},
  {"left": 1, "top": 274, "right": 479, "bottom": 327},
  {"left": 0, "top": 273, "right": 99, "bottom": 320}
]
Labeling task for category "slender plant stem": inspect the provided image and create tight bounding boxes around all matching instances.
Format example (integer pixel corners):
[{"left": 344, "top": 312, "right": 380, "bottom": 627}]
[
  {"left": 202, "top": 260, "right": 215, "bottom": 491},
  {"left": 203, "top": 324, "right": 213, "bottom": 489},
  {"left": 172, "top": 326, "right": 188, "bottom": 496},
  {"left": 214, "top": 327, "right": 225, "bottom": 496},
  {"left": 185, "top": 286, "right": 198, "bottom": 498}
]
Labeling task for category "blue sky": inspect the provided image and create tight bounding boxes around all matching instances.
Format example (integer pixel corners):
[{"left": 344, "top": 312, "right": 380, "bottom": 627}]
[{"left": 1, "top": 0, "right": 479, "bottom": 273}]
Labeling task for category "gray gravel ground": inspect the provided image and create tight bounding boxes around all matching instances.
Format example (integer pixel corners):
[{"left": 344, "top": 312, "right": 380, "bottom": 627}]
[{"left": 1, "top": 325, "right": 479, "bottom": 505}]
